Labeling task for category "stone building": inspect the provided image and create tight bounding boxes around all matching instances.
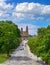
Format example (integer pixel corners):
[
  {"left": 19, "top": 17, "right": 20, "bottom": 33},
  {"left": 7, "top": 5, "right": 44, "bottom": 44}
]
[{"left": 21, "top": 26, "right": 29, "bottom": 40}]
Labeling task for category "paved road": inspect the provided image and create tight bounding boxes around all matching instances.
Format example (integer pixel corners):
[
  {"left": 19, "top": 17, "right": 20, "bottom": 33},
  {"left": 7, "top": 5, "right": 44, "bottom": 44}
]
[{"left": 1, "top": 40, "right": 43, "bottom": 65}]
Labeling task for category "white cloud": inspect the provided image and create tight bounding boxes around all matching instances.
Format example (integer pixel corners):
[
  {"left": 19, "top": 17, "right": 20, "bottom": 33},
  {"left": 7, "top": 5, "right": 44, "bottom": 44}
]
[
  {"left": 0, "top": 0, "right": 13, "bottom": 18},
  {"left": 13, "top": 12, "right": 24, "bottom": 18},
  {"left": 0, "top": 11, "right": 3, "bottom": 16},
  {"left": 42, "top": 5, "right": 50, "bottom": 14},
  {"left": 16, "top": 2, "right": 42, "bottom": 13},
  {"left": 0, "top": 1, "right": 50, "bottom": 21},
  {"left": 0, "top": 0, "right": 6, "bottom": 2},
  {"left": 13, "top": 2, "right": 50, "bottom": 20}
]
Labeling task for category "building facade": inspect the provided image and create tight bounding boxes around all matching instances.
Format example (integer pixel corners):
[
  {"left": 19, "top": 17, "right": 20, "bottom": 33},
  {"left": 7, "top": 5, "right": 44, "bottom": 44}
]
[{"left": 21, "top": 26, "right": 29, "bottom": 40}]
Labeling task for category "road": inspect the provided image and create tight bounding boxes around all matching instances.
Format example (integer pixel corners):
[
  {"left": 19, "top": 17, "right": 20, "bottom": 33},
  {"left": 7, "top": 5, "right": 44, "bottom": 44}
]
[{"left": 1, "top": 40, "right": 43, "bottom": 65}]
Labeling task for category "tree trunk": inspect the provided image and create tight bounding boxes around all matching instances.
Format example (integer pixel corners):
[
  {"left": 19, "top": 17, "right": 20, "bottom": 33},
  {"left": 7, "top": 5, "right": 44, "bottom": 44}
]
[{"left": 7, "top": 51, "right": 11, "bottom": 57}]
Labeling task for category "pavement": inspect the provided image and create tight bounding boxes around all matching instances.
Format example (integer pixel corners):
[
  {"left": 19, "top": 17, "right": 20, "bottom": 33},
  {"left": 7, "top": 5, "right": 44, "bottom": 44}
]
[{"left": 0, "top": 40, "right": 43, "bottom": 65}]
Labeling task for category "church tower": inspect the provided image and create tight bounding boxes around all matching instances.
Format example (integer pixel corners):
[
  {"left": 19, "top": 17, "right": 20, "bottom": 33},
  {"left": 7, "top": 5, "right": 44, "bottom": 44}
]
[
  {"left": 21, "top": 28, "right": 23, "bottom": 33},
  {"left": 26, "top": 26, "right": 28, "bottom": 36},
  {"left": 26, "top": 26, "right": 28, "bottom": 33},
  {"left": 21, "top": 26, "right": 29, "bottom": 40}
]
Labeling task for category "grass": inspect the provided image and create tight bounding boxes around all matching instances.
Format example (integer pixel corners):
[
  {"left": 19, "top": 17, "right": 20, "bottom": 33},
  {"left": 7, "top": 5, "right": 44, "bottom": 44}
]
[
  {"left": 0, "top": 49, "right": 15, "bottom": 63},
  {"left": 0, "top": 54, "right": 9, "bottom": 63}
]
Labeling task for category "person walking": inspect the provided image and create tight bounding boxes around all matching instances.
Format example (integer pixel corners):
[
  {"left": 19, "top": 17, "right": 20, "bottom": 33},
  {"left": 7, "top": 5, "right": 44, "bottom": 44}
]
[{"left": 43, "top": 61, "right": 47, "bottom": 65}]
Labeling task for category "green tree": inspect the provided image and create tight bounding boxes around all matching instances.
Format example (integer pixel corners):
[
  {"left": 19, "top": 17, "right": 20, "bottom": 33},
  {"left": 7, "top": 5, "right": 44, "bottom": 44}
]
[
  {"left": 28, "top": 25, "right": 50, "bottom": 65},
  {"left": 0, "top": 21, "right": 21, "bottom": 56}
]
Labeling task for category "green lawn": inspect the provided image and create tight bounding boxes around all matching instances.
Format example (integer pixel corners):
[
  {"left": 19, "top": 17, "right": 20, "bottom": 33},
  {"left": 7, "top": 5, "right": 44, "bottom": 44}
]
[{"left": 0, "top": 54, "right": 9, "bottom": 63}]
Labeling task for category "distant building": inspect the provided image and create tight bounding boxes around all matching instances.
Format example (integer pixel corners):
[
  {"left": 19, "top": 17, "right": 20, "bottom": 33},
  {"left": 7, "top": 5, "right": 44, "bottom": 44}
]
[{"left": 21, "top": 26, "right": 29, "bottom": 40}]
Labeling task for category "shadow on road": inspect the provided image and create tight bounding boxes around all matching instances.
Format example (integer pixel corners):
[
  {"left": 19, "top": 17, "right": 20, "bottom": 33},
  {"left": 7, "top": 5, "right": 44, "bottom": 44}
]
[{"left": 9, "top": 56, "right": 32, "bottom": 61}]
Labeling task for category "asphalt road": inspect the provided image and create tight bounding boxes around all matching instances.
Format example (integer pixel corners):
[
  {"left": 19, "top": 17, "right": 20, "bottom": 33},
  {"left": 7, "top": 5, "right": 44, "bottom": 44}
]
[{"left": 1, "top": 40, "right": 43, "bottom": 65}]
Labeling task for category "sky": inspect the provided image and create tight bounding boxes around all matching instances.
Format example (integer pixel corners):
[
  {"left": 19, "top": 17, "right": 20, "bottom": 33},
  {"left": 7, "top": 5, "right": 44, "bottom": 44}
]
[{"left": 0, "top": 0, "right": 50, "bottom": 35}]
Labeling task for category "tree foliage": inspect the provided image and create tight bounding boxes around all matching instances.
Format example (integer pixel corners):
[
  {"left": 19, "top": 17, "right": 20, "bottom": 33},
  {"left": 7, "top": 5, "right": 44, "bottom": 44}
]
[
  {"left": 0, "top": 21, "right": 21, "bottom": 56},
  {"left": 28, "top": 26, "right": 50, "bottom": 65}
]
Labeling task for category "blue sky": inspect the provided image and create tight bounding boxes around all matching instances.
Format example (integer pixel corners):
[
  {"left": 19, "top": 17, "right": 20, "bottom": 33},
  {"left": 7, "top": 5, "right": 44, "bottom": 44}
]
[
  {"left": 7, "top": 0, "right": 50, "bottom": 5},
  {"left": 0, "top": 0, "right": 50, "bottom": 35}
]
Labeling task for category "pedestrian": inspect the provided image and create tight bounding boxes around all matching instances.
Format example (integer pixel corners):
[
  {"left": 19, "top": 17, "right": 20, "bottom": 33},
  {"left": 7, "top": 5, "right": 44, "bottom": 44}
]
[{"left": 43, "top": 61, "right": 47, "bottom": 65}]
